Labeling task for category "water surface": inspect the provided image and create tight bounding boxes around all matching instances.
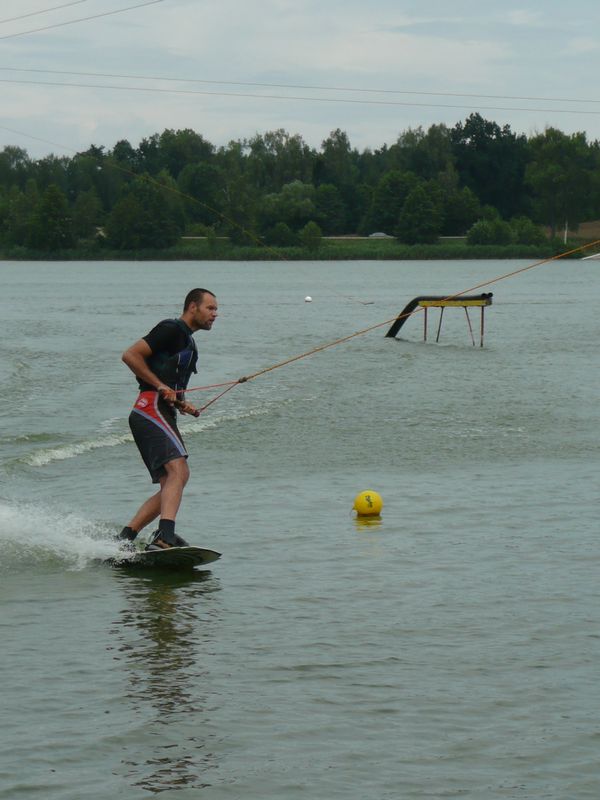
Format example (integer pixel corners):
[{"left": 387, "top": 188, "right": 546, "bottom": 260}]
[{"left": 1, "top": 258, "right": 599, "bottom": 799}]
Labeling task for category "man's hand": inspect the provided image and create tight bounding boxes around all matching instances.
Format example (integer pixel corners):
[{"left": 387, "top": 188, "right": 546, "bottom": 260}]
[
  {"left": 175, "top": 399, "right": 200, "bottom": 418},
  {"left": 157, "top": 385, "right": 178, "bottom": 405},
  {"left": 158, "top": 386, "right": 200, "bottom": 417}
]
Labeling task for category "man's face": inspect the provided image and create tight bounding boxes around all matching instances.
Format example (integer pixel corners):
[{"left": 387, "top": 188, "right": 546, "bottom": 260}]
[{"left": 191, "top": 294, "right": 218, "bottom": 330}]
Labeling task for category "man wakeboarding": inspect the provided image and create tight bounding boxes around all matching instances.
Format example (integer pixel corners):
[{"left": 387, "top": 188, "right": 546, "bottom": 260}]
[{"left": 118, "top": 288, "right": 218, "bottom": 550}]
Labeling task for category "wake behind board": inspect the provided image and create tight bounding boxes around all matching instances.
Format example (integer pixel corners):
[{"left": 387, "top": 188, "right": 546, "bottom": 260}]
[{"left": 109, "top": 546, "right": 221, "bottom": 570}]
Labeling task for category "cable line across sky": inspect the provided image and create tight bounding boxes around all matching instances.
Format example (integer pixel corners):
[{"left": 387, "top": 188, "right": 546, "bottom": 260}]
[
  {"left": 0, "top": 0, "right": 165, "bottom": 40},
  {"left": 1, "top": 76, "right": 599, "bottom": 116},
  {"left": 0, "top": 66, "right": 598, "bottom": 107},
  {"left": 0, "top": 1, "right": 90, "bottom": 26}
]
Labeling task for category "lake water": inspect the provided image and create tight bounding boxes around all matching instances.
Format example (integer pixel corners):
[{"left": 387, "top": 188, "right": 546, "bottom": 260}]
[{"left": 1, "top": 258, "right": 599, "bottom": 799}]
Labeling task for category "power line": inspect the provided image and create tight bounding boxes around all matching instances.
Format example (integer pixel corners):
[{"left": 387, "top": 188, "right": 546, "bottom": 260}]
[
  {"left": 1, "top": 75, "right": 600, "bottom": 116},
  {"left": 0, "top": 65, "right": 598, "bottom": 107},
  {"left": 0, "top": 124, "right": 74, "bottom": 154},
  {"left": 0, "top": 1, "right": 90, "bottom": 25},
  {"left": 0, "top": 0, "right": 166, "bottom": 40}
]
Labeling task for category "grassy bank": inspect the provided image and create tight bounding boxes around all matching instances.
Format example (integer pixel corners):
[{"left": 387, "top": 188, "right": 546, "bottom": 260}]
[{"left": 0, "top": 237, "right": 590, "bottom": 262}]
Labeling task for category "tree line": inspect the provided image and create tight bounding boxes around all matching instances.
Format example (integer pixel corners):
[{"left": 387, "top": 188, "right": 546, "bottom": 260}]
[{"left": 1, "top": 113, "right": 599, "bottom": 253}]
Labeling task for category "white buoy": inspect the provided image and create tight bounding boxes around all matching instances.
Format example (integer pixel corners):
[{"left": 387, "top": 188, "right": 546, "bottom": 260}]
[{"left": 305, "top": 296, "right": 312, "bottom": 303}]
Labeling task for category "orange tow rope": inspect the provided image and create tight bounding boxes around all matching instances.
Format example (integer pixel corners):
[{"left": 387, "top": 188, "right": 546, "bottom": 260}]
[{"left": 185, "top": 238, "right": 600, "bottom": 412}]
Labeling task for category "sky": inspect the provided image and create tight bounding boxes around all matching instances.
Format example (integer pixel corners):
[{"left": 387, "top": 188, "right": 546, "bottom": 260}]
[{"left": 1, "top": 0, "right": 599, "bottom": 159}]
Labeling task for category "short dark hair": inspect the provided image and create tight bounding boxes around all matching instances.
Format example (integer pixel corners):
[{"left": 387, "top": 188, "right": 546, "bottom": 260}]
[{"left": 184, "top": 288, "right": 215, "bottom": 311}]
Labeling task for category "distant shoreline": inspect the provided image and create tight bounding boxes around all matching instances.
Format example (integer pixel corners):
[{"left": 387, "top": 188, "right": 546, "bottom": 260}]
[{"left": 0, "top": 240, "right": 588, "bottom": 262}]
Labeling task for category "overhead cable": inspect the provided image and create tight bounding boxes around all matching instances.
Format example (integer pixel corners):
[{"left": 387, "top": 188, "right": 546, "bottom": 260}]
[
  {"left": 0, "top": 0, "right": 165, "bottom": 41},
  {"left": 0, "top": 65, "right": 598, "bottom": 106},
  {"left": 1, "top": 76, "right": 599, "bottom": 116},
  {"left": 0, "top": 1, "right": 90, "bottom": 25}
]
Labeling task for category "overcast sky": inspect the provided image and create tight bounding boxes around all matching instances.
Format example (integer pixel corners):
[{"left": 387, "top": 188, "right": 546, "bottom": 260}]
[{"left": 1, "top": 0, "right": 599, "bottom": 159}]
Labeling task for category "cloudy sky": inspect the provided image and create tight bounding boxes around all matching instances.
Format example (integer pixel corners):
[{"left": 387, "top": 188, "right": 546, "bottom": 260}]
[{"left": 1, "top": 0, "right": 599, "bottom": 158}]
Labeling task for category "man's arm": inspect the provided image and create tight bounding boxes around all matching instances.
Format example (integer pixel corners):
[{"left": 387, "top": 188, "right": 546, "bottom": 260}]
[
  {"left": 122, "top": 339, "right": 199, "bottom": 415},
  {"left": 122, "top": 339, "right": 177, "bottom": 402}
]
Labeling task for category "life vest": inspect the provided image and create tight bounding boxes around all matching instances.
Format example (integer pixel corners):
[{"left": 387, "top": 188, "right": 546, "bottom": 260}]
[{"left": 147, "top": 318, "right": 198, "bottom": 392}]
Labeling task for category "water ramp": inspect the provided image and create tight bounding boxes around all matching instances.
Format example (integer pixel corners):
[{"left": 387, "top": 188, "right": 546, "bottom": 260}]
[{"left": 385, "top": 293, "right": 493, "bottom": 346}]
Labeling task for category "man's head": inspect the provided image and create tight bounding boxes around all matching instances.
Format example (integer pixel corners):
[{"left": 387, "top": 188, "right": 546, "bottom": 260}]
[{"left": 182, "top": 288, "right": 218, "bottom": 331}]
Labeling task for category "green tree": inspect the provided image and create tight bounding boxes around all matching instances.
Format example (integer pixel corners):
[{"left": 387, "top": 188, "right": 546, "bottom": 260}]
[
  {"left": 4, "top": 180, "right": 39, "bottom": 245},
  {"left": 158, "top": 128, "right": 214, "bottom": 179},
  {"left": 467, "top": 217, "right": 513, "bottom": 245},
  {"left": 26, "top": 184, "right": 74, "bottom": 250},
  {"left": 509, "top": 216, "right": 546, "bottom": 245},
  {"left": 526, "top": 128, "right": 594, "bottom": 237},
  {"left": 392, "top": 124, "right": 454, "bottom": 179},
  {"left": 299, "top": 220, "right": 322, "bottom": 252},
  {"left": 396, "top": 185, "right": 443, "bottom": 244},
  {"left": 260, "top": 181, "right": 317, "bottom": 231},
  {"left": 315, "top": 183, "right": 346, "bottom": 234},
  {"left": 428, "top": 167, "right": 481, "bottom": 235},
  {"left": 0, "top": 146, "right": 31, "bottom": 189},
  {"left": 104, "top": 194, "right": 144, "bottom": 249},
  {"left": 34, "top": 154, "right": 70, "bottom": 194},
  {"left": 316, "top": 129, "right": 361, "bottom": 229},
  {"left": 111, "top": 139, "right": 139, "bottom": 171},
  {"left": 264, "top": 221, "right": 298, "bottom": 246},
  {"left": 441, "top": 185, "right": 481, "bottom": 235},
  {"left": 451, "top": 113, "right": 529, "bottom": 218},
  {"left": 356, "top": 146, "right": 388, "bottom": 186},
  {"left": 72, "top": 188, "right": 103, "bottom": 238},
  {"left": 0, "top": 188, "right": 9, "bottom": 236},
  {"left": 66, "top": 153, "right": 98, "bottom": 198},
  {"left": 155, "top": 169, "right": 186, "bottom": 232},
  {"left": 214, "top": 140, "right": 260, "bottom": 243},
  {"left": 246, "top": 129, "right": 315, "bottom": 192},
  {"left": 105, "top": 174, "right": 182, "bottom": 249},
  {"left": 362, "top": 170, "right": 419, "bottom": 234},
  {"left": 136, "top": 134, "right": 162, "bottom": 175},
  {"left": 317, "top": 129, "right": 357, "bottom": 185},
  {"left": 178, "top": 162, "right": 225, "bottom": 225},
  {"left": 67, "top": 148, "right": 125, "bottom": 212}
]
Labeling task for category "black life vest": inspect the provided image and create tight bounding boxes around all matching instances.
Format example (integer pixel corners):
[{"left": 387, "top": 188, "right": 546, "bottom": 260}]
[{"left": 147, "top": 318, "right": 198, "bottom": 392}]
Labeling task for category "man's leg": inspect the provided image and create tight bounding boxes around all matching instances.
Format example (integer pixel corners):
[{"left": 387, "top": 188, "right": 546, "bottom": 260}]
[
  {"left": 125, "top": 399, "right": 190, "bottom": 547},
  {"left": 159, "top": 457, "right": 190, "bottom": 520},
  {"left": 119, "top": 457, "right": 189, "bottom": 544},
  {"left": 149, "top": 457, "right": 190, "bottom": 549},
  {"left": 123, "top": 489, "right": 162, "bottom": 537}
]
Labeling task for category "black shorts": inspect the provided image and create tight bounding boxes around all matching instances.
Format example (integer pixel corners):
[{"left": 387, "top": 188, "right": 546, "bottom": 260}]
[{"left": 129, "top": 391, "right": 188, "bottom": 483}]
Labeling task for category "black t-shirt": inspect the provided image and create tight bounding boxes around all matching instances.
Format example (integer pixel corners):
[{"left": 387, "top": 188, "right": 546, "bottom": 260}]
[{"left": 137, "top": 318, "right": 194, "bottom": 392}]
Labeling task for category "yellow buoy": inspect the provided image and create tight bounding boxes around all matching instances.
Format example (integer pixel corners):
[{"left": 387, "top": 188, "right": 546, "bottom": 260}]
[{"left": 353, "top": 490, "right": 383, "bottom": 517}]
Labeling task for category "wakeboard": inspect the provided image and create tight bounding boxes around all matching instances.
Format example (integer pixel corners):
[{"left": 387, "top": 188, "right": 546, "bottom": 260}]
[{"left": 109, "top": 546, "right": 221, "bottom": 570}]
